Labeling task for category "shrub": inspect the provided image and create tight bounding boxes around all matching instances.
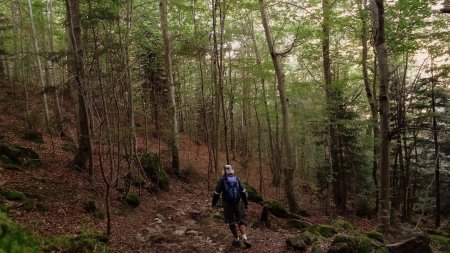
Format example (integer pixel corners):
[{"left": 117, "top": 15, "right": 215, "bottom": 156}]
[{"left": 179, "top": 164, "right": 199, "bottom": 183}]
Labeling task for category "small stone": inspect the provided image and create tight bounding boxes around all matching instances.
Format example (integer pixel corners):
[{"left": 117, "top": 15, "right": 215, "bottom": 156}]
[
  {"left": 173, "top": 230, "right": 185, "bottom": 236},
  {"left": 136, "top": 233, "right": 146, "bottom": 242},
  {"left": 185, "top": 230, "right": 199, "bottom": 235},
  {"left": 155, "top": 218, "right": 163, "bottom": 223},
  {"left": 156, "top": 213, "right": 164, "bottom": 220}
]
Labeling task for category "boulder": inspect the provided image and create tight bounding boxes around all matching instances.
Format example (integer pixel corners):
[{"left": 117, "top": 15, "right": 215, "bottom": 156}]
[
  {"left": 243, "top": 183, "right": 263, "bottom": 203},
  {"left": 0, "top": 144, "right": 42, "bottom": 170},
  {"left": 387, "top": 234, "right": 432, "bottom": 253},
  {"left": 287, "top": 219, "right": 312, "bottom": 229},
  {"left": 140, "top": 152, "right": 170, "bottom": 191},
  {"left": 125, "top": 192, "right": 140, "bottom": 208}
]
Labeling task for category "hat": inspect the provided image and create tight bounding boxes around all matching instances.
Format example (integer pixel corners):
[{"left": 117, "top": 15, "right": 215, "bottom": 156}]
[{"left": 224, "top": 164, "right": 234, "bottom": 175}]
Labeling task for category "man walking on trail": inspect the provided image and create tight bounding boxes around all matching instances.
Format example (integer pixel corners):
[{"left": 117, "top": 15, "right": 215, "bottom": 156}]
[{"left": 212, "top": 164, "right": 252, "bottom": 249}]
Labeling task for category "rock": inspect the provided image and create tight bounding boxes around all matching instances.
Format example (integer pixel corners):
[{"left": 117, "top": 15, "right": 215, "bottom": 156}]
[
  {"left": 331, "top": 220, "right": 355, "bottom": 231},
  {"left": 287, "top": 231, "right": 317, "bottom": 249},
  {"left": 213, "top": 211, "right": 224, "bottom": 219},
  {"left": 327, "top": 233, "right": 388, "bottom": 253},
  {"left": 0, "top": 144, "right": 42, "bottom": 170},
  {"left": 2, "top": 190, "right": 27, "bottom": 202},
  {"left": 387, "top": 234, "right": 432, "bottom": 253},
  {"left": 156, "top": 214, "right": 164, "bottom": 220},
  {"left": 267, "top": 201, "right": 289, "bottom": 218},
  {"left": 155, "top": 218, "right": 163, "bottom": 223},
  {"left": 173, "top": 229, "right": 186, "bottom": 236},
  {"left": 125, "top": 192, "right": 140, "bottom": 208},
  {"left": 367, "top": 231, "right": 385, "bottom": 243},
  {"left": 243, "top": 182, "right": 264, "bottom": 203},
  {"left": 287, "top": 219, "right": 312, "bottom": 229},
  {"left": 140, "top": 152, "right": 170, "bottom": 191},
  {"left": 185, "top": 229, "right": 199, "bottom": 235},
  {"left": 318, "top": 225, "right": 338, "bottom": 238},
  {"left": 136, "top": 232, "right": 147, "bottom": 242},
  {"left": 183, "top": 219, "right": 196, "bottom": 227}
]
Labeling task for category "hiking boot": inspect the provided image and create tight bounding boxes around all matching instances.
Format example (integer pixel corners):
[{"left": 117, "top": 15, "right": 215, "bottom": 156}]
[
  {"left": 243, "top": 240, "right": 252, "bottom": 249},
  {"left": 232, "top": 239, "right": 241, "bottom": 247}
]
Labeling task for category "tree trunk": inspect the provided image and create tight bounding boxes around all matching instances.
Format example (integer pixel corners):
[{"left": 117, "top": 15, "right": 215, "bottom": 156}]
[
  {"left": 66, "top": 0, "right": 93, "bottom": 179},
  {"left": 358, "top": 0, "right": 380, "bottom": 215},
  {"left": 430, "top": 58, "right": 440, "bottom": 228},
  {"left": 27, "top": 0, "right": 50, "bottom": 124},
  {"left": 259, "top": 0, "right": 299, "bottom": 213},
  {"left": 370, "top": 0, "right": 391, "bottom": 235},
  {"left": 160, "top": 0, "right": 180, "bottom": 173}
]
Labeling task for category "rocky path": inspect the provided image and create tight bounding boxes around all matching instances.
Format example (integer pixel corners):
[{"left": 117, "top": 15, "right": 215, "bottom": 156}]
[{"left": 108, "top": 181, "right": 296, "bottom": 253}]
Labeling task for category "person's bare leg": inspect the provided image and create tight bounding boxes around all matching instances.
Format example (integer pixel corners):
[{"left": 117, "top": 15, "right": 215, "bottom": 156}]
[{"left": 239, "top": 223, "right": 251, "bottom": 248}]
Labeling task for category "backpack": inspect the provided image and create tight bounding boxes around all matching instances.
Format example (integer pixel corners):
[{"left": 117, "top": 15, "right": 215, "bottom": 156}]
[{"left": 223, "top": 176, "right": 240, "bottom": 203}]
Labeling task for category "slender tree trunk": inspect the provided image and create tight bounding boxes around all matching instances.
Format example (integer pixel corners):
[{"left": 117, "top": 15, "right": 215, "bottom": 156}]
[
  {"left": 160, "top": 0, "right": 180, "bottom": 174},
  {"left": 249, "top": 18, "right": 278, "bottom": 187},
  {"left": 358, "top": 0, "right": 380, "bottom": 214},
  {"left": 27, "top": 0, "right": 50, "bottom": 124},
  {"left": 430, "top": 58, "right": 440, "bottom": 228},
  {"left": 66, "top": 0, "right": 93, "bottom": 179},
  {"left": 371, "top": 0, "right": 391, "bottom": 235},
  {"left": 259, "top": 0, "right": 299, "bottom": 213}
]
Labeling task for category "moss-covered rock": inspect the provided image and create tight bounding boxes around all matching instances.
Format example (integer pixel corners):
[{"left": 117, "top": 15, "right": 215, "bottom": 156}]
[
  {"left": 367, "top": 231, "right": 385, "bottom": 243},
  {"left": 287, "top": 219, "right": 312, "bottom": 230},
  {"left": 243, "top": 183, "right": 263, "bottom": 204},
  {"left": 267, "top": 201, "right": 289, "bottom": 218},
  {"left": 125, "top": 192, "right": 140, "bottom": 208},
  {"left": 22, "top": 131, "right": 44, "bottom": 144},
  {"left": 0, "top": 144, "right": 42, "bottom": 170},
  {"left": 318, "top": 225, "right": 338, "bottom": 238},
  {"left": 141, "top": 152, "right": 170, "bottom": 191},
  {"left": 331, "top": 220, "right": 355, "bottom": 232},
  {"left": 287, "top": 231, "right": 321, "bottom": 251},
  {"left": 2, "top": 190, "right": 27, "bottom": 202},
  {"left": 328, "top": 234, "right": 388, "bottom": 253}
]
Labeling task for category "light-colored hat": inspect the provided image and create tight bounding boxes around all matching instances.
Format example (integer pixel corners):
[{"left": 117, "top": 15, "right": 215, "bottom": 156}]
[{"left": 224, "top": 164, "right": 234, "bottom": 175}]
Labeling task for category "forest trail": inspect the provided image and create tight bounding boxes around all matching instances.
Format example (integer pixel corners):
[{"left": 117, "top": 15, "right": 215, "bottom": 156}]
[{"left": 0, "top": 80, "right": 302, "bottom": 252}]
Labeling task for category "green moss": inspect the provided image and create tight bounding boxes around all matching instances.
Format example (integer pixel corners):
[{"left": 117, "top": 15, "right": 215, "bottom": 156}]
[
  {"left": 0, "top": 212, "right": 40, "bottom": 253},
  {"left": 43, "top": 229, "right": 109, "bottom": 253},
  {"left": 430, "top": 234, "right": 450, "bottom": 251},
  {"left": 286, "top": 219, "right": 310, "bottom": 229},
  {"left": 331, "top": 219, "right": 355, "bottom": 231},
  {"left": 0, "top": 204, "right": 6, "bottom": 213},
  {"left": 317, "top": 225, "right": 337, "bottom": 238},
  {"left": 141, "top": 152, "right": 170, "bottom": 191},
  {"left": 286, "top": 232, "right": 315, "bottom": 251},
  {"left": 367, "top": 231, "right": 385, "bottom": 243},
  {"left": 125, "top": 192, "right": 140, "bottom": 208},
  {"left": 2, "top": 190, "right": 27, "bottom": 202},
  {"left": 267, "top": 201, "right": 289, "bottom": 218},
  {"left": 243, "top": 183, "right": 263, "bottom": 204}
]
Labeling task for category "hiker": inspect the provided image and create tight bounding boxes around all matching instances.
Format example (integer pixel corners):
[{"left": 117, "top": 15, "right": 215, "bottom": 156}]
[{"left": 212, "top": 164, "right": 251, "bottom": 248}]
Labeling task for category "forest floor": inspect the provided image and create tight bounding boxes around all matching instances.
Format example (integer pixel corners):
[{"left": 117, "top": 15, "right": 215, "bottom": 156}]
[{"left": 0, "top": 79, "right": 381, "bottom": 253}]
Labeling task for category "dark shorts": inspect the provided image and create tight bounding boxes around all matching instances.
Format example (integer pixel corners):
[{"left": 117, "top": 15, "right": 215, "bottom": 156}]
[{"left": 223, "top": 200, "right": 246, "bottom": 224}]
